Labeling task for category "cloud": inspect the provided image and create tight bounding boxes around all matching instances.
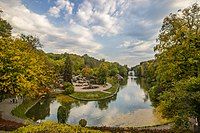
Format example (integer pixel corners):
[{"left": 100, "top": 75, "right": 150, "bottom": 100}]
[
  {"left": 0, "top": 0, "right": 102, "bottom": 55},
  {"left": 48, "top": 0, "right": 74, "bottom": 17},
  {"left": 71, "top": 0, "right": 129, "bottom": 36},
  {"left": 0, "top": 0, "right": 198, "bottom": 66}
]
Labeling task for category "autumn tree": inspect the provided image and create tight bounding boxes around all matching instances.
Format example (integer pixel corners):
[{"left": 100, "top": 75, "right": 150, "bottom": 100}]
[{"left": 152, "top": 3, "right": 200, "bottom": 129}]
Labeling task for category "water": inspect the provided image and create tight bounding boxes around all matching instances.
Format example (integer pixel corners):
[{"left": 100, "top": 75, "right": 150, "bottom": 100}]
[{"left": 26, "top": 76, "right": 163, "bottom": 127}]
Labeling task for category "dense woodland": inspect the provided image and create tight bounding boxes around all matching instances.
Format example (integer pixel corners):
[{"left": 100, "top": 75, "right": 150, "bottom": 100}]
[
  {"left": 0, "top": 10, "right": 128, "bottom": 99},
  {"left": 133, "top": 3, "right": 200, "bottom": 130}
]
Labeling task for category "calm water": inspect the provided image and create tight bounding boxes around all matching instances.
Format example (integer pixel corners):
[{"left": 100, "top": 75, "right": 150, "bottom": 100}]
[{"left": 26, "top": 76, "right": 162, "bottom": 127}]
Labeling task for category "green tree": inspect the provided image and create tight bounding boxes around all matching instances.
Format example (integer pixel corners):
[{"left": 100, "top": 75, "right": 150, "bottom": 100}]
[
  {"left": 158, "top": 77, "right": 200, "bottom": 129},
  {"left": 63, "top": 54, "right": 73, "bottom": 83},
  {"left": 152, "top": 3, "right": 200, "bottom": 128},
  {"left": 0, "top": 11, "right": 12, "bottom": 37},
  {"left": 20, "top": 34, "right": 43, "bottom": 49},
  {"left": 109, "top": 67, "right": 119, "bottom": 77},
  {"left": 57, "top": 106, "right": 66, "bottom": 124},
  {"left": 97, "top": 63, "right": 108, "bottom": 84}
]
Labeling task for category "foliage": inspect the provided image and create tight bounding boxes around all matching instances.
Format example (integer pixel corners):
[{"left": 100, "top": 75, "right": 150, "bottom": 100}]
[
  {"left": 63, "top": 54, "right": 73, "bottom": 83},
  {"left": 83, "top": 54, "right": 101, "bottom": 68},
  {"left": 13, "top": 121, "right": 103, "bottom": 133},
  {"left": 63, "top": 82, "right": 74, "bottom": 95},
  {"left": 20, "top": 34, "right": 43, "bottom": 49},
  {"left": 133, "top": 3, "right": 200, "bottom": 129},
  {"left": 158, "top": 77, "right": 200, "bottom": 130},
  {"left": 109, "top": 67, "right": 119, "bottom": 77},
  {"left": 97, "top": 63, "right": 108, "bottom": 84},
  {"left": 57, "top": 106, "right": 67, "bottom": 123},
  {"left": 0, "top": 12, "right": 12, "bottom": 37},
  {"left": 56, "top": 94, "right": 77, "bottom": 104},
  {"left": 79, "top": 119, "right": 87, "bottom": 127},
  {"left": 82, "top": 67, "right": 93, "bottom": 79},
  {"left": 0, "top": 37, "right": 55, "bottom": 97}
]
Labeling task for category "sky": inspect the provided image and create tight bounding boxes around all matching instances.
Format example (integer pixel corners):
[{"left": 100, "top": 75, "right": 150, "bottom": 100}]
[{"left": 0, "top": 0, "right": 198, "bottom": 67}]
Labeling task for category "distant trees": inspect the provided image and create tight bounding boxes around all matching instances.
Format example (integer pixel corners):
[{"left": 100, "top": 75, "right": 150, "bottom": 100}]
[{"left": 21, "top": 34, "right": 43, "bottom": 49}]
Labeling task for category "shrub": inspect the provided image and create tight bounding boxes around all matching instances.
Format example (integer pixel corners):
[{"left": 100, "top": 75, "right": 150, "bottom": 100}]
[
  {"left": 13, "top": 121, "right": 102, "bottom": 133},
  {"left": 79, "top": 119, "right": 87, "bottom": 127},
  {"left": 63, "top": 82, "right": 74, "bottom": 95}
]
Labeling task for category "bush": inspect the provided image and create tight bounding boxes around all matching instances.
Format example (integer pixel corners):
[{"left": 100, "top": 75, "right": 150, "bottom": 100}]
[
  {"left": 13, "top": 121, "right": 102, "bottom": 133},
  {"left": 79, "top": 119, "right": 87, "bottom": 127},
  {"left": 63, "top": 82, "right": 74, "bottom": 95}
]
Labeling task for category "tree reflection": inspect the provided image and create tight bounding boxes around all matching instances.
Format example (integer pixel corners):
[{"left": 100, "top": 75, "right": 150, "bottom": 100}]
[
  {"left": 26, "top": 98, "right": 51, "bottom": 121},
  {"left": 57, "top": 103, "right": 72, "bottom": 123},
  {"left": 97, "top": 95, "right": 117, "bottom": 110},
  {"left": 134, "top": 77, "right": 150, "bottom": 91}
]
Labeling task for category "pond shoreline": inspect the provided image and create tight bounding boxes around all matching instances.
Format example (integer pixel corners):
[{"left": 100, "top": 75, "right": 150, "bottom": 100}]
[{"left": 69, "top": 83, "right": 120, "bottom": 101}]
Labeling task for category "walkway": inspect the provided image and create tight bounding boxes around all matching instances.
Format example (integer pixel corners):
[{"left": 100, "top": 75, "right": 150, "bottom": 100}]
[
  {"left": 74, "top": 83, "right": 112, "bottom": 93},
  {"left": 0, "top": 99, "right": 24, "bottom": 124}
]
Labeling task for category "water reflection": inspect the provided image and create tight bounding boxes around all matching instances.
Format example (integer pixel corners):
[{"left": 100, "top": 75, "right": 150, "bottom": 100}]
[
  {"left": 26, "top": 98, "right": 51, "bottom": 121},
  {"left": 26, "top": 75, "right": 162, "bottom": 126}
]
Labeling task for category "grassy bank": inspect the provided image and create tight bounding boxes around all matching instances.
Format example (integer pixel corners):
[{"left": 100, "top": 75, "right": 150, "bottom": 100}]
[
  {"left": 11, "top": 98, "right": 39, "bottom": 119},
  {"left": 56, "top": 94, "right": 77, "bottom": 104},
  {"left": 69, "top": 82, "right": 119, "bottom": 101}
]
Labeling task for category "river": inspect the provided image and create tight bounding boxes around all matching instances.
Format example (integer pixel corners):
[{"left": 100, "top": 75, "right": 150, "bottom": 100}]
[{"left": 26, "top": 75, "right": 163, "bottom": 127}]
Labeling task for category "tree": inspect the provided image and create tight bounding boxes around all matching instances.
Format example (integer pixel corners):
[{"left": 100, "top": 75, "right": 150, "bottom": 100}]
[
  {"left": 97, "top": 63, "right": 108, "bottom": 84},
  {"left": 0, "top": 11, "right": 12, "bottom": 37},
  {"left": 63, "top": 54, "right": 72, "bottom": 83},
  {"left": 158, "top": 77, "right": 200, "bottom": 130},
  {"left": 20, "top": 34, "right": 43, "bottom": 49},
  {"left": 151, "top": 3, "right": 200, "bottom": 129},
  {"left": 0, "top": 38, "right": 55, "bottom": 97},
  {"left": 82, "top": 67, "right": 93, "bottom": 79},
  {"left": 109, "top": 67, "right": 119, "bottom": 77},
  {"left": 57, "top": 106, "right": 66, "bottom": 123}
]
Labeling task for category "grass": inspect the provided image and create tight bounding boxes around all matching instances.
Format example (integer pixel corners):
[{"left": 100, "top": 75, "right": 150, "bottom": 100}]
[
  {"left": 69, "top": 82, "right": 119, "bottom": 101},
  {"left": 11, "top": 98, "right": 38, "bottom": 119},
  {"left": 56, "top": 94, "right": 77, "bottom": 104}
]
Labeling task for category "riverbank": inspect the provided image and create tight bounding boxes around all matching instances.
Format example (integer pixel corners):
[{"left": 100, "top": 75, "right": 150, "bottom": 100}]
[
  {"left": 11, "top": 98, "right": 41, "bottom": 119},
  {"left": 0, "top": 97, "right": 174, "bottom": 132}
]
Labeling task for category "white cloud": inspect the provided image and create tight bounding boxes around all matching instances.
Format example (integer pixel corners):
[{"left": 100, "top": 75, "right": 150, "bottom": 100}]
[
  {"left": 0, "top": 0, "right": 102, "bottom": 55},
  {"left": 48, "top": 6, "right": 60, "bottom": 17},
  {"left": 1, "top": 0, "right": 198, "bottom": 66},
  {"left": 48, "top": 0, "right": 74, "bottom": 17}
]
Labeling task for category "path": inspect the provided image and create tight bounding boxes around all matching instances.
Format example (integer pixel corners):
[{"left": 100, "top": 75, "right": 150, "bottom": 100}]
[
  {"left": 74, "top": 83, "right": 112, "bottom": 93},
  {"left": 0, "top": 99, "right": 24, "bottom": 124}
]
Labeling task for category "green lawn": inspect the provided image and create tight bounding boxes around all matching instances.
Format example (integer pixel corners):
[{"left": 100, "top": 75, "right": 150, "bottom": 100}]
[{"left": 69, "top": 83, "right": 119, "bottom": 101}]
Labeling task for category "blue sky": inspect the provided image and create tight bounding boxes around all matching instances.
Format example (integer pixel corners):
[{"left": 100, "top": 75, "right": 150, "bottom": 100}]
[{"left": 0, "top": 0, "right": 198, "bottom": 66}]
